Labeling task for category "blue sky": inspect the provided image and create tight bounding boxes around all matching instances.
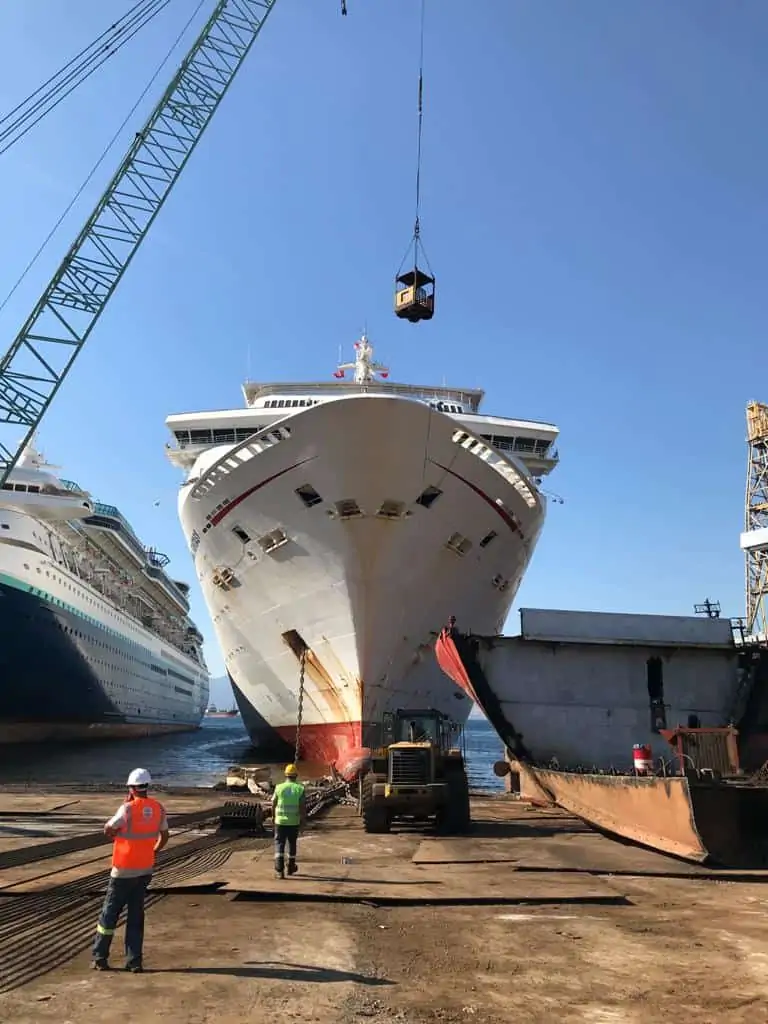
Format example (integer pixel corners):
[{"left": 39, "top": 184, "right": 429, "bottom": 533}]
[{"left": 0, "top": 1, "right": 765, "bottom": 701}]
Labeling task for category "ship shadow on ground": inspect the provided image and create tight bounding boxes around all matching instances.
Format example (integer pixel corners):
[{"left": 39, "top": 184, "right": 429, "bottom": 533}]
[
  {"left": 467, "top": 817, "right": 592, "bottom": 839},
  {"left": 153, "top": 962, "right": 393, "bottom": 984}
]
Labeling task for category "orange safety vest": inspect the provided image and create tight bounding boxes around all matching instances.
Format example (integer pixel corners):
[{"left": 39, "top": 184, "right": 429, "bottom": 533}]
[{"left": 112, "top": 796, "right": 165, "bottom": 873}]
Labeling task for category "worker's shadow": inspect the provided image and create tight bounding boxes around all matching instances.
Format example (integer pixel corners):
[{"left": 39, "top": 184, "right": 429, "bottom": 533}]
[{"left": 166, "top": 962, "right": 393, "bottom": 984}]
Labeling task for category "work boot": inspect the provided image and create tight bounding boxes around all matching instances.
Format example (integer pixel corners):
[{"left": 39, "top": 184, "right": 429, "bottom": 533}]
[
  {"left": 91, "top": 959, "right": 110, "bottom": 971},
  {"left": 125, "top": 962, "right": 143, "bottom": 973},
  {"left": 287, "top": 862, "right": 298, "bottom": 876}
]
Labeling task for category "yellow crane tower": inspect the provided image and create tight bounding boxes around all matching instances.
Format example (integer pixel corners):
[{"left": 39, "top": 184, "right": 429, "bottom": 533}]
[{"left": 742, "top": 401, "right": 768, "bottom": 636}]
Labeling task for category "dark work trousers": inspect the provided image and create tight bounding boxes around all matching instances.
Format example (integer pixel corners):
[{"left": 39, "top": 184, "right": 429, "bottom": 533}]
[
  {"left": 274, "top": 824, "right": 299, "bottom": 875},
  {"left": 92, "top": 873, "right": 151, "bottom": 966}
]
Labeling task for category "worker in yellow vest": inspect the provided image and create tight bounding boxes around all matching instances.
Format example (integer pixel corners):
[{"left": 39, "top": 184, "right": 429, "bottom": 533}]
[
  {"left": 271, "top": 764, "right": 306, "bottom": 878},
  {"left": 92, "top": 768, "right": 169, "bottom": 972}
]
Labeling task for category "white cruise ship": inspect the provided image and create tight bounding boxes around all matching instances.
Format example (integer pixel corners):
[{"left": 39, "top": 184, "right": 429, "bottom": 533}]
[
  {"left": 0, "top": 442, "right": 209, "bottom": 743},
  {"left": 165, "top": 335, "right": 558, "bottom": 775}
]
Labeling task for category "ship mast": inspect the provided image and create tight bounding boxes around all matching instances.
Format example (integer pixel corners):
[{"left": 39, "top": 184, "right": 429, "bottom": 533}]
[{"left": 334, "top": 334, "right": 390, "bottom": 385}]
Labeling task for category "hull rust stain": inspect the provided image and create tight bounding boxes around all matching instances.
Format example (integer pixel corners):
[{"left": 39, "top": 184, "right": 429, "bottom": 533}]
[
  {"left": 281, "top": 628, "right": 367, "bottom": 777},
  {"left": 514, "top": 764, "right": 709, "bottom": 863}
]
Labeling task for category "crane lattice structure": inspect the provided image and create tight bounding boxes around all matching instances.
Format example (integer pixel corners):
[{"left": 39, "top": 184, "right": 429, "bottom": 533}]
[
  {"left": 0, "top": 0, "right": 278, "bottom": 490},
  {"left": 741, "top": 401, "right": 768, "bottom": 636}
]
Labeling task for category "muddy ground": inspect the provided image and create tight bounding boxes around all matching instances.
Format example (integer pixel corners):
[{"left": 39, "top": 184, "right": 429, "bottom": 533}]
[{"left": 2, "top": 797, "right": 768, "bottom": 1024}]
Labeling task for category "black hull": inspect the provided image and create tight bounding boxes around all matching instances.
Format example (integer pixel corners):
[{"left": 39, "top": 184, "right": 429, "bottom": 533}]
[
  {"left": 0, "top": 576, "right": 204, "bottom": 741},
  {"left": 228, "top": 674, "right": 293, "bottom": 759}
]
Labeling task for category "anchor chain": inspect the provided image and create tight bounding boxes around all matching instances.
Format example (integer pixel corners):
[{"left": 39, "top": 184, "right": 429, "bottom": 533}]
[{"left": 294, "top": 648, "right": 306, "bottom": 766}]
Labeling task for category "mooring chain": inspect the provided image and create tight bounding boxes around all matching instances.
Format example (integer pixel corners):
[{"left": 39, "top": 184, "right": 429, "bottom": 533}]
[{"left": 294, "top": 647, "right": 306, "bottom": 766}]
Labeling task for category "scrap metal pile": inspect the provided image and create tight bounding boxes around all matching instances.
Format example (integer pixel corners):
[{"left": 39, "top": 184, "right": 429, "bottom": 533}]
[{"left": 218, "top": 768, "right": 353, "bottom": 831}]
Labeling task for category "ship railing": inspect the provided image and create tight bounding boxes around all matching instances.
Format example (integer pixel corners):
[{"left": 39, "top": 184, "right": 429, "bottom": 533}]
[
  {"left": 479, "top": 436, "right": 559, "bottom": 463},
  {"left": 85, "top": 506, "right": 147, "bottom": 563},
  {"left": 91, "top": 502, "right": 145, "bottom": 546},
  {"left": 65, "top": 546, "right": 196, "bottom": 661},
  {"left": 59, "top": 478, "right": 84, "bottom": 493},
  {"left": 451, "top": 428, "right": 541, "bottom": 511},
  {"left": 144, "top": 565, "right": 190, "bottom": 610},
  {"left": 190, "top": 423, "right": 293, "bottom": 499}
]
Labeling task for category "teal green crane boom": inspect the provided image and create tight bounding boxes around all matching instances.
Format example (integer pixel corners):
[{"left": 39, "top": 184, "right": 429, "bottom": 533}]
[{"left": 0, "top": 0, "right": 278, "bottom": 488}]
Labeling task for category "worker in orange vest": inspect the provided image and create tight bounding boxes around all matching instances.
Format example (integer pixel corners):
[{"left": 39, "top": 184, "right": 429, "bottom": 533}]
[{"left": 91, "top": 768, "right": 169, "bottom": 972}]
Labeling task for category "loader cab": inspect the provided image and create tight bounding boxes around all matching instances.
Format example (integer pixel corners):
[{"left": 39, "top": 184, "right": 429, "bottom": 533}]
[{"left": 381, "top": 708, "right": 461, "bottom": 750}]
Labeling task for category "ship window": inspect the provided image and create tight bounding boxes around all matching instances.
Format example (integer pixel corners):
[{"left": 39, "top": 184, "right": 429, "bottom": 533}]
[
  {"left": 479, "top": 530, "right": 497, "bottom": 548},
  {"left": 232, "top": 525, "right": 251, "bottom": 544},
  {"left": 296, "top": 484, "right": 322, "bottom": 508},
  {"left": 416, "top": 486, "right": 442, "bottom": 509}
]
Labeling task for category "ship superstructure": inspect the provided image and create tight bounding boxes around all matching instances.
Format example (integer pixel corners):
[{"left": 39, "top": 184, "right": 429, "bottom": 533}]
[
  {"left": 0, "top": 441, "right": 209, "bottom": 742},
  {"left": 165, "top": 335, "right": 558, "bottom": 769}
]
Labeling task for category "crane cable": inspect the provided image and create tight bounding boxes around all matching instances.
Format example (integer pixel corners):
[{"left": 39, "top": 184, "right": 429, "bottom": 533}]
[
  {"left": 0, "top": 0, "right": 207, "bottom": 319},
  {"left": 0, "top": 0, "right": 172, "bottom": 158},
  {"left": 413, "top": 0, "right": 426, "bottom": 242},
  {"left": 398, "top": 0, "right": 433, "bottom": 278}
]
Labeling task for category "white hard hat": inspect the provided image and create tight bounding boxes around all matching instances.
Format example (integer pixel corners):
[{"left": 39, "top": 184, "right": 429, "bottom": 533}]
[{"left": 127, "top": 768, "right": 152, "bottom": 788}]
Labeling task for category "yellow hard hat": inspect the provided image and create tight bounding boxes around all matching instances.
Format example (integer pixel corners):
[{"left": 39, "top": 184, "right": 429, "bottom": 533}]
[{"left": 284, "top": 763, "right": 298, "bottom": 777}]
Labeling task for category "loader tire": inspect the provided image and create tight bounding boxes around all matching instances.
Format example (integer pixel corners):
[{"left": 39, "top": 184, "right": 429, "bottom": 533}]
[
  {"left": 361, "top": 773, "right": 390, "bottom": 834},
  {"left": 440, "top": 767, "right": 471, "bottom": 835}
]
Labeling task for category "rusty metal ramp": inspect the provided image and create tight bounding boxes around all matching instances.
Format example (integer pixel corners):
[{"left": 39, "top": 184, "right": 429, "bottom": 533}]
[
  {"left": 155, "top": 810, "right": 625, "bottom": 906},
  {"left": 517, "top": 764, "right": 768, "bottom": 870}
]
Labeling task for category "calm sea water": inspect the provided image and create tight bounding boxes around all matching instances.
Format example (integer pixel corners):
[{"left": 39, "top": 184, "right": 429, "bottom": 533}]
[{"left": 0, "top": 716, "right": 505, "bottom": 791}]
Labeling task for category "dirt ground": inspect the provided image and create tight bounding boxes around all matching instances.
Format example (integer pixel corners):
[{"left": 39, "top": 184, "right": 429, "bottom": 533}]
[{"left": 3, "top": 798, "right": 768, "bottom": 1024}]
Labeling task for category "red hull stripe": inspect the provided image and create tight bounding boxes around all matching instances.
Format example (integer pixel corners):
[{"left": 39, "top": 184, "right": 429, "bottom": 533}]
[
  {"left": 209, "top": 456, "right": 316, "bottom": 527},
  {"left": 431, "top": 461, "right": 523, "bottom": 536},
  {"left": 274, "top": 720, "right": 362, "bottom": 762},
  {"left": 274, "top": 721, "right": 369, "bottom": 780}
]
